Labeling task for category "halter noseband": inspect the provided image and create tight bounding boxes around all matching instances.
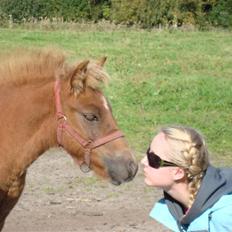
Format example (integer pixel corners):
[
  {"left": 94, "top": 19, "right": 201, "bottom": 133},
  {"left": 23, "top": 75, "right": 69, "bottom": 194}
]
[{"left": 54, "top": 79, "right": 124, "bottom": 173}]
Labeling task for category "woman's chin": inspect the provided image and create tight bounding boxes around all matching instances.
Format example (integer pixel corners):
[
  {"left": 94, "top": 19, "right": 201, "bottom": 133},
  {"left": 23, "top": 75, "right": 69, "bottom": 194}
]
[{"left": 144, "top": 177, "right": 154, "bottom": 186}]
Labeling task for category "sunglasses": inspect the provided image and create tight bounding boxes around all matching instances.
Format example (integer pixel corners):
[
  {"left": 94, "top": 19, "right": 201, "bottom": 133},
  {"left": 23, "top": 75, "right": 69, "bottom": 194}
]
[{"left": 146, "top": 147, "right": 178, "bottom": 169}]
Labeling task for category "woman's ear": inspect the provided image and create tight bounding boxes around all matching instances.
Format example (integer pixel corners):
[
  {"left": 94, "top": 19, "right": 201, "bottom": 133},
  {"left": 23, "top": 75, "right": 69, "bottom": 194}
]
[{"left": 172, "top": 167, "right": 186, "bottom": 181}]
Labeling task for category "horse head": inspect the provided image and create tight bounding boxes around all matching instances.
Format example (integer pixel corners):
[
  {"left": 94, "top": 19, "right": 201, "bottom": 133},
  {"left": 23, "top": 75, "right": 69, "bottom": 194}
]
[{"left": 55, "top": 57, "right": 138, "bottom": 185}]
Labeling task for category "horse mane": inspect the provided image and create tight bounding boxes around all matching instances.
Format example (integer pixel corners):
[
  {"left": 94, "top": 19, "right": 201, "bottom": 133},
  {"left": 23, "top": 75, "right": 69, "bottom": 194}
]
[{"left": 0, "top": 48, "right": 108, "bottom": 90}]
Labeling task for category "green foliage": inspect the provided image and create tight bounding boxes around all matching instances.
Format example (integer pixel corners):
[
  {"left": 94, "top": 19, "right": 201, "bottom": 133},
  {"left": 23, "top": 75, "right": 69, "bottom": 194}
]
[
  {"left": 207, "top": 0, "right": 232, "bottom": 27},
  {"left": 110, "top": 0, "right": 232, "bottom": 28},
  {"left": 108, "top": 0, "right": 232, "bottom": 28},
  {"left": 0, "top": 0, "right": 104, "bottom": 22},
  {"left": 0, "top": 0, "right": 231, "bottom": 28},
  {"left": 110, "top": 0, "right": 176, "bottom": 27},
  {"left": 0, "top": 7, "right": 8, "bottom": 26}
]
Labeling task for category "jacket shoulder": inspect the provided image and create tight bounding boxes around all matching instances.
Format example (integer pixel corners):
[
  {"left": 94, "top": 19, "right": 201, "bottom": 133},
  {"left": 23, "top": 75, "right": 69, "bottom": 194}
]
[
  {"left": 212, "top": 193, "right": 232, "bottom": 210},
  {"left": 205, "top": 194, "right": 232, "bottom": 231},
  {"left": 150, "top": 198, "right": 179, "bottom": 231}
]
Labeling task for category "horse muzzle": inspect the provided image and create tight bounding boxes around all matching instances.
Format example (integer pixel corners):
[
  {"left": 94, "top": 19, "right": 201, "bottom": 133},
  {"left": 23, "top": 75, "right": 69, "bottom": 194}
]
[{"left": 104, "top": 154, "right": 138, "bottom": 185}]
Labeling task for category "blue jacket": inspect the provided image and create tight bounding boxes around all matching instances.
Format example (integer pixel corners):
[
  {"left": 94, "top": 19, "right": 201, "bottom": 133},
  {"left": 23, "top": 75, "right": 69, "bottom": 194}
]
[{"left": 150, "top": 166, "right": 232, "bottom": 232}]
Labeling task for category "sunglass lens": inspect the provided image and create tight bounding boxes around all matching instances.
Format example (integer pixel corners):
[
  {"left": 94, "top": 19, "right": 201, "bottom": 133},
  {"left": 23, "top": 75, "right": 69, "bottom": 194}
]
[{"left": 146, "top": 148, "right": 161, "bottom": 169}]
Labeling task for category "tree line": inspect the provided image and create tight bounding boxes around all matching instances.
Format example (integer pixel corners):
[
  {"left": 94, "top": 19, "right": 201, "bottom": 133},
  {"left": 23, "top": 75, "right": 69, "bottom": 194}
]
[{"left": 0, "top": 0, "right": 231, "bottom": 28}]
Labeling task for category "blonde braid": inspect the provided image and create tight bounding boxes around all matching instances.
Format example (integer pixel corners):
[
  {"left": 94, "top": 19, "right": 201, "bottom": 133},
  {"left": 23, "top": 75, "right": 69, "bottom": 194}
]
[
  {"left": 161, "top": 126, "right": 209, "bottom": 208},
  {"left": 185, "top": 144, "right": 206, "bottom": 208}
]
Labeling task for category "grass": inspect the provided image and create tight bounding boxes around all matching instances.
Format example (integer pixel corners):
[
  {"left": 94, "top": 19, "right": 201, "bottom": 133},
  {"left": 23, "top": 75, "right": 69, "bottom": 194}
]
[{"left": 0, "top": 27, "right": 231, "bottom": 164}]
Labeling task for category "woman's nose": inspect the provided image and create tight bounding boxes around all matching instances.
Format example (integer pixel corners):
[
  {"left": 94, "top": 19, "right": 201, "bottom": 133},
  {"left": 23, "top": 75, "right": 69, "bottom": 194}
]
[{"left": 140, "top": 156, "right": 148, "bottom": 166}]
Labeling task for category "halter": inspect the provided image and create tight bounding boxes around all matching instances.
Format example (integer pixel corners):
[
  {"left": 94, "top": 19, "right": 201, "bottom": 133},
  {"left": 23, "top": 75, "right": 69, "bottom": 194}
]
[{"left": 54, "top": 79, "right": 124, "bottom": 173}]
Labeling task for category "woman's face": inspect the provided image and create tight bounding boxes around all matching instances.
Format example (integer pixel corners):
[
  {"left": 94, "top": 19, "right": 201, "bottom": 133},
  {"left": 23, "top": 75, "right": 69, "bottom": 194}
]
[{"left": 141, "top": 132, "right": 177, "bottom": 190}]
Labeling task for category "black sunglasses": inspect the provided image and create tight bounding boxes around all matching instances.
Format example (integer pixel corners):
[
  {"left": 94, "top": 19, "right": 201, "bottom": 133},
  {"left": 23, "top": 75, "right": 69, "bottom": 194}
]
[{"left": 146, "top": 147, "right": 178, "bottom": 169}]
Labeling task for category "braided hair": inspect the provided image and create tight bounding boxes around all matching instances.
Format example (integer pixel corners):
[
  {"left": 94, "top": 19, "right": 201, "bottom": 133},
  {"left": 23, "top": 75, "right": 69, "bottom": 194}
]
[{"left": 161, "top": 126, "right": 209, "bottom": 208}]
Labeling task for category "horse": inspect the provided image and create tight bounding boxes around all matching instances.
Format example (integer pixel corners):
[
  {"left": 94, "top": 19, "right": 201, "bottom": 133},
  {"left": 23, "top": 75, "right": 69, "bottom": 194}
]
[{"left": 0, "top": 48, "right": 138, "bottom": 230}]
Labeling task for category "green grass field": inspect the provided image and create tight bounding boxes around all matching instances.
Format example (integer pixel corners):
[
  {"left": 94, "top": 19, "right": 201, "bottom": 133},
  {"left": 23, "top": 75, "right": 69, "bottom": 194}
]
[{"left": 0, "top": 27, "right": 231, "bottom": 164}]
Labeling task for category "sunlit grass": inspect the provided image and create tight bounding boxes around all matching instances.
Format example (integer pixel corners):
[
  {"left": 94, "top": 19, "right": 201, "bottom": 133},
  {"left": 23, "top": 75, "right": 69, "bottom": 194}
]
[{"left": 0, "top": 27, "right": 231, "bottom": 165}]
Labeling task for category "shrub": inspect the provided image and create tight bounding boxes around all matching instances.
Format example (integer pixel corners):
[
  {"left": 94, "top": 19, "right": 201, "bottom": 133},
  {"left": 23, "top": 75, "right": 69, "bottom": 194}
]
[{"left": 207, "top": 0, "right": 232, "bottom": 27}]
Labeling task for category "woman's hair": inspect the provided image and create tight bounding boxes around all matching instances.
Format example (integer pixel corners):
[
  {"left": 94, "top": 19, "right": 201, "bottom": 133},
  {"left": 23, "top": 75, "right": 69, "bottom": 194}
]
[{"left": 160, "top": 125, "right": 210, "bottom": 208}]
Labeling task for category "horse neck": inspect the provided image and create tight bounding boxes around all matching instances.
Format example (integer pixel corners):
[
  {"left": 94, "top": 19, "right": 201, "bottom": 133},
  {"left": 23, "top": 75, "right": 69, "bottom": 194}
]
[{"left": 0, "top": 79, "right": 58, "bottom": 177}]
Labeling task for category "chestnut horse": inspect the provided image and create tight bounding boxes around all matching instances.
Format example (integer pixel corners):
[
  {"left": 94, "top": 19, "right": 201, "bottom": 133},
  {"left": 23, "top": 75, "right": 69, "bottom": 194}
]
[{"left": 0, "top": 48, "right": 138, "bottom": 230}]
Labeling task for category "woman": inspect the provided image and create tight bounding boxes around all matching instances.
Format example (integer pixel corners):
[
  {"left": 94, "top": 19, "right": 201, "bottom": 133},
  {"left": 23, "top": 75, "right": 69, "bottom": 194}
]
[{"left": 141, "top": 125, "right": 232, "bottom": 232}]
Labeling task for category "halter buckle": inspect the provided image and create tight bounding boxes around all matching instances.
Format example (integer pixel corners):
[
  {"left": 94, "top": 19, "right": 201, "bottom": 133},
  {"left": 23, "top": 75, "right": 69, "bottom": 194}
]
[{"left": 57, "top": 113, "right": 67, "bottom": 121}]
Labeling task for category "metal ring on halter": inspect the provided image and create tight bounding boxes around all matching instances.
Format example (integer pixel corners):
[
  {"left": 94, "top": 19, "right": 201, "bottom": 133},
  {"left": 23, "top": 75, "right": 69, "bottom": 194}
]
[
  {"left": 80, "top": 162, "right": 91, "bottom": 173},
  {"left": 79, "top": 147, "right": 91, "bottom": 173}
]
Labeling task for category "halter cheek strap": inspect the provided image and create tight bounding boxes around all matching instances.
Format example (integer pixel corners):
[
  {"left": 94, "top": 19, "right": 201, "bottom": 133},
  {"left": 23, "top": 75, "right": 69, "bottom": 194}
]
[{"left": 54, "top": 79, "right": 124, "bottom": 172}]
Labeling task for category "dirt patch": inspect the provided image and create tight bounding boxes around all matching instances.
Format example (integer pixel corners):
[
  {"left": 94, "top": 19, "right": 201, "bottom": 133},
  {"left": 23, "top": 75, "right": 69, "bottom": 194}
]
[{"left": 3, "top": 149, "right": 169, "bottom": 232}]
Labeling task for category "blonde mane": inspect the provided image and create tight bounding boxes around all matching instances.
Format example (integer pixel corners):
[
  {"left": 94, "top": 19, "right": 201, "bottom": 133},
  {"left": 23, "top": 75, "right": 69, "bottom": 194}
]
[
  {"left": 0, "top": 48, "right": 108, "bottom": 90},
  {"left": 0, "top": 48, "right": 66, "bottom": 85}
]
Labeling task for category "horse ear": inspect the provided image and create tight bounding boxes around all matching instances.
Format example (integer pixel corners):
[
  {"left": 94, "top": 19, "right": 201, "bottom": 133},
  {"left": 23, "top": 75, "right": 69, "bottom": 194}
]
[
  {"left": 97, "top": 56, "right": 107, "bottom": 67},
  {"left": 70, "top": 60, "right": 89, "bottom": 95}
]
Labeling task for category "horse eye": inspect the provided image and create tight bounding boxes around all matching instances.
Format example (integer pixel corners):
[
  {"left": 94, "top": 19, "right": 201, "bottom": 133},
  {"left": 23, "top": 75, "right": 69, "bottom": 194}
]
[{"left": 83, "top": 113, "right": 99, "bottom": 122}]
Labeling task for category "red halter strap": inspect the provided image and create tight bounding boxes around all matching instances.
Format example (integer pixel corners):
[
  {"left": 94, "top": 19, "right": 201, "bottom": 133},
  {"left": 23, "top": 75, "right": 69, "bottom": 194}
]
[{"left": 54, "top": 79, "right": 124, "bottom": 172}]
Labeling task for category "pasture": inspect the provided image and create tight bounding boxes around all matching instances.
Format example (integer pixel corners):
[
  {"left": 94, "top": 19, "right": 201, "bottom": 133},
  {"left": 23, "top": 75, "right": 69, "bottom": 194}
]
[
  {"left": 1, "top": 27, "right": 232, "bottom": 231},
  {"left": 0, "top": 27, "right": 231, "bottom": 161}
]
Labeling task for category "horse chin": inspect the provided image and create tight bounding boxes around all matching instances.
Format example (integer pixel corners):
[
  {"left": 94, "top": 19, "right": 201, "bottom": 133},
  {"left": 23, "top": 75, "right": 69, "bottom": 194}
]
[
  {"left": 110, "top": 179, "right": 122, "bottom": 186},
  {"left": 109, "top": 171, "right": 137, "bottom": 186}
]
